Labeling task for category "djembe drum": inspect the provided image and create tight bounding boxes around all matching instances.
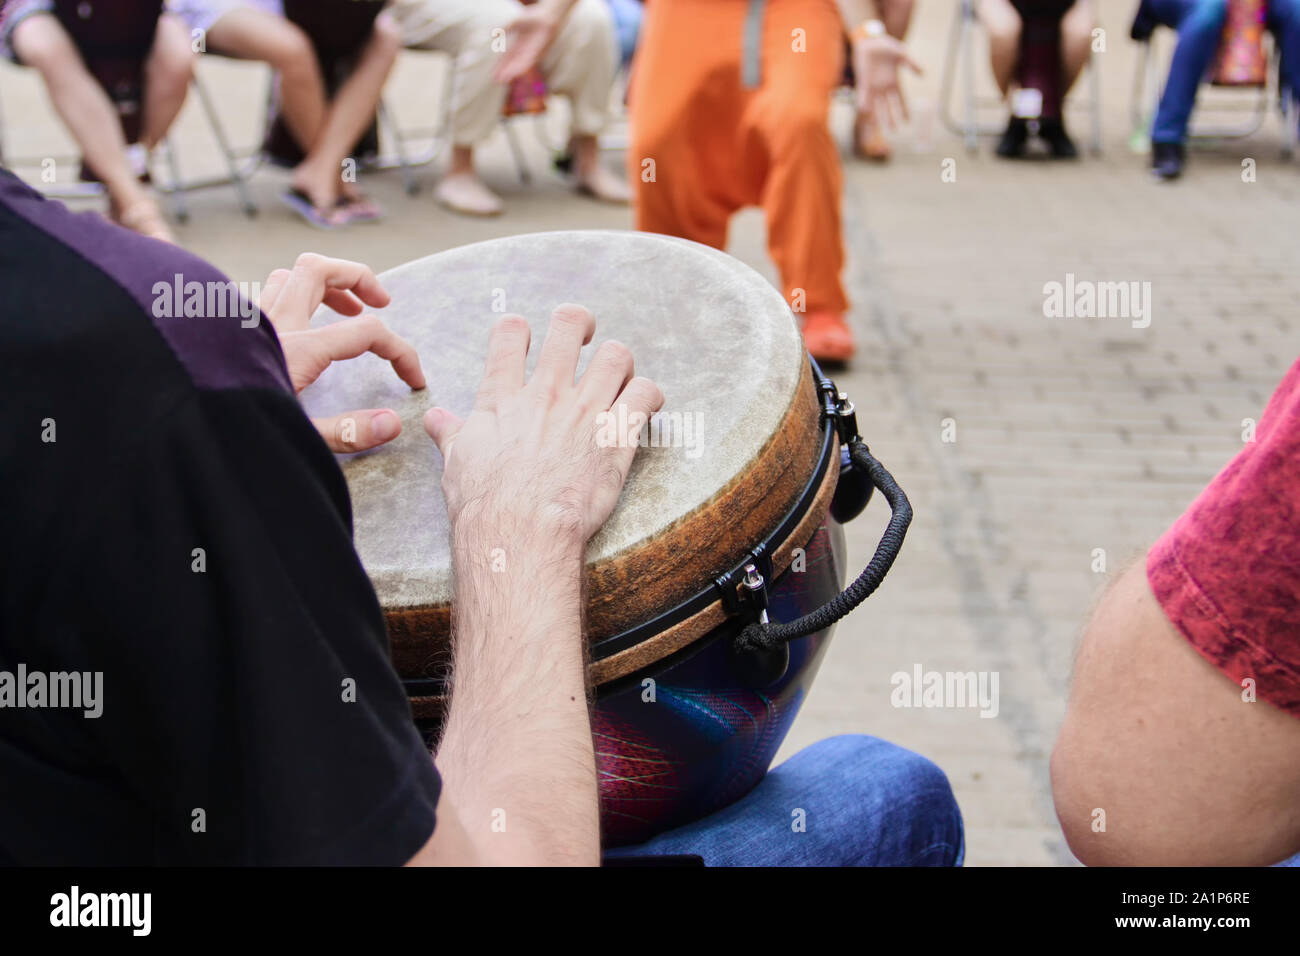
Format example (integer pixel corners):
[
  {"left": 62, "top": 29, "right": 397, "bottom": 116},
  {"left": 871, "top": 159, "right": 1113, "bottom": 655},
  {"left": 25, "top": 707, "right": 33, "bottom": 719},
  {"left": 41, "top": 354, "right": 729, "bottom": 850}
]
[
  {"left": 1211, "top": 0, "right": 1268, "bottom": 87},
  {"left": 300, "top": 231, "right": 910, "bottom": 846}
]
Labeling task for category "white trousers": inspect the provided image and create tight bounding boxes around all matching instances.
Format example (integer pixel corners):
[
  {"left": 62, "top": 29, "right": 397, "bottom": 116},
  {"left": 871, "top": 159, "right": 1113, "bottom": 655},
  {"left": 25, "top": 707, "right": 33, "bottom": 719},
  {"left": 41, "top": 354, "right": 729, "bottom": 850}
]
[{"left": 389, "top": 0, "right": 617, "bottom": 144}]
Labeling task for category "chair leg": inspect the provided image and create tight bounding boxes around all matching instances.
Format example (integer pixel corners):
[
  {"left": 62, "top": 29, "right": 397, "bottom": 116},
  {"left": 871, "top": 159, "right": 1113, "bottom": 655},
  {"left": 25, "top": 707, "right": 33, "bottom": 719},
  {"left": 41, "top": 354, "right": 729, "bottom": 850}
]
[
  {"left": 937, "top": 0, "right": 966, "bottom": 139},
  {"left": 960, "top": 2, "right": 980, "bottom": 153},
  {"left": 1130, "top": 39, "right": 1155, "bottom": 147},
  {"left": 157, "top": 139, "right": 189, "bottom": 225},
  {"left": 192, "top": 74, "right": 258, "bottom": 217},
  {"left": 1282, "top": 87, "right": 1296, "bottom": 159},
  {"left": 504, "top": 119, "right": 531, "bottom": 184},
  {"left": 1089, "top": 46, "right": 1103, "bottom": 155},
  {"left": 379, "top": 98, "right": 420, "bottom": 195}
]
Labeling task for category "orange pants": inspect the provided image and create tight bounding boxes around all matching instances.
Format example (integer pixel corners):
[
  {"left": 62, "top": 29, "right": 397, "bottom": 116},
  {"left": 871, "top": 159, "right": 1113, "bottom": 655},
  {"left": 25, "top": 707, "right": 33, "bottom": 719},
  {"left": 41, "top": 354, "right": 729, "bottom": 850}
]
[{"left": 629, "top": 0, "right": 848, "bottom": 315}]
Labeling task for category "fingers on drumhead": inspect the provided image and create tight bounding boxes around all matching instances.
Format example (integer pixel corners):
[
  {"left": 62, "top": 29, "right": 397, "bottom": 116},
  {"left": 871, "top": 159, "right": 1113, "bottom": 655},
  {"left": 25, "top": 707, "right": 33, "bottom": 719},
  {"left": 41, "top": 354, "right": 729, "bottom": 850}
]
[
  {"left": 530, "top": 303, "right": 598, "bottom": 391},
  {"left": 550, "top": 303, "right": 596, "bottom": 340},
  {"left": 423, "top": 406, "right": 464, "bottom": 456},
  {"left": 619, "top": 376, "right": 666, "bottom": 417},
  {"left": 316, "top": 409, "right": 401, "bottom": 454},
  {"left": 580, "top": 339, "right": 635, "bottom": 407},
  {"left": 478, "top": 314, "right": 532, "bottom": 405}
]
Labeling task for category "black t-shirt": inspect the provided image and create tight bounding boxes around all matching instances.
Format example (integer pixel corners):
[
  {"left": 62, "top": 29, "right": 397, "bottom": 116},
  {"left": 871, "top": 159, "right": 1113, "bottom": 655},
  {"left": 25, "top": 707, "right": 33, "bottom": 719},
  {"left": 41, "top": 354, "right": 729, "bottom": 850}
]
[{"left": 0, "top": 171, "right": 440, "bottom": 864}]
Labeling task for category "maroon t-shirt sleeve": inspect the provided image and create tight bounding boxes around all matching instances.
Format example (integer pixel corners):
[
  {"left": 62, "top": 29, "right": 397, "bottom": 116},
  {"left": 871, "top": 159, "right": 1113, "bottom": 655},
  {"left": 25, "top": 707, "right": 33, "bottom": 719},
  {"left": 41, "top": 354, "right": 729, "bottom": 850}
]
[{"left": 1147, "top": 358, "right": 1300, "bottom": 718}]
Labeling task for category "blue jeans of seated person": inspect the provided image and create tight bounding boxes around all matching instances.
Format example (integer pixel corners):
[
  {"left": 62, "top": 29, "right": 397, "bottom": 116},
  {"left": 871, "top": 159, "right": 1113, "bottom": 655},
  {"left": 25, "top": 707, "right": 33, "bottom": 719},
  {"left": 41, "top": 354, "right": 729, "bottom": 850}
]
[
  {"left": 1148, "top": 0, "right": 1300, "bottom": 145},
  {"left": 603, "top": 735, "right": 965, "bottom": 866}
]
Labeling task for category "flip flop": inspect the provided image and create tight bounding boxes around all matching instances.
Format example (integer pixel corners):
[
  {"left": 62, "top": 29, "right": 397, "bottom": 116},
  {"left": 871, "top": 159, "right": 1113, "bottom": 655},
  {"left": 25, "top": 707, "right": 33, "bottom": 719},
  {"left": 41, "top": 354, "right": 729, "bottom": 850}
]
[
  {"left": 279, "top": 189, "right": 346, "bottom": 229},
  {"left": 338, "top": 194, "right": 384, "bottom": 224}
]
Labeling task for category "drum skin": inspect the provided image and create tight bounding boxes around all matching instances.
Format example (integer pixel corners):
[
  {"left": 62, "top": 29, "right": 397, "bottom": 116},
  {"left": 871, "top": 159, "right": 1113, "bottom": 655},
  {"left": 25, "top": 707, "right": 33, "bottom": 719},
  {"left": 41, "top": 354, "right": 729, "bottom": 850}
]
[{"left": 594, "top": 522, "right": 846, "bottom": 848}]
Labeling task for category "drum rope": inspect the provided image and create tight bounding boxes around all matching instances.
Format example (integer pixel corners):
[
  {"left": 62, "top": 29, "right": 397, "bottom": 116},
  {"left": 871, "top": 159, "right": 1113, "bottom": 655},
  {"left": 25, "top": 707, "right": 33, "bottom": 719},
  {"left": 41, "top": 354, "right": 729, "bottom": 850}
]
[{"left": 733, "top": 440, "right": 912, "bottom": 651}]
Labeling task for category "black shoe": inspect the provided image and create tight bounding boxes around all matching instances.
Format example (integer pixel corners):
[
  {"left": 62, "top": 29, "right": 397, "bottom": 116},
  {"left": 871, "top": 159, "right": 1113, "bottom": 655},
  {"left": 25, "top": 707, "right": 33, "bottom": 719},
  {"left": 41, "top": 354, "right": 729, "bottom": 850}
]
[
  {"left": 1151, "top": 141, "right": 1185, "bottom": 180},
  {"left": 1131, "top": 0, "right": 1157, "bottom": 41},
  {"left": 1040, "top": 118, "right": 1079, "bottom": 159},
  {"left": 996, "top": 117, "right": 1029, "bottom": 158}
]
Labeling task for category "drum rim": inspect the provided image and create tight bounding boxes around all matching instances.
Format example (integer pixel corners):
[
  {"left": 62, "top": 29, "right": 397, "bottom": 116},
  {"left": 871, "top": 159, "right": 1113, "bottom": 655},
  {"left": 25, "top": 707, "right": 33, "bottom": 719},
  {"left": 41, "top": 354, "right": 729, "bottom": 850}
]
[{"left": 402, "top": 355, "right": 840, "bottom": 699}]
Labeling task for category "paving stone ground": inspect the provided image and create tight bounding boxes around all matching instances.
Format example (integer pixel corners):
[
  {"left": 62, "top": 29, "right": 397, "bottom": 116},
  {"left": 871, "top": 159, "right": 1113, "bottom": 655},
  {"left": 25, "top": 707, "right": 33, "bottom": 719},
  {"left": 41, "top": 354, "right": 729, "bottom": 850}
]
[{"left": 3, "top": 0, "right": 1296, "bottom": 865}]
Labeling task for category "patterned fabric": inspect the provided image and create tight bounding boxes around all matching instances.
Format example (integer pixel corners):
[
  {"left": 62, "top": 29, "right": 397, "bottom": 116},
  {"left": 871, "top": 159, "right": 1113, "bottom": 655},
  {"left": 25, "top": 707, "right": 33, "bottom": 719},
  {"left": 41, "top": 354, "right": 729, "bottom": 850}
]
[
  {"left": 1211, "top": 0, "right": 1269, "bottom": 85},
  {"left": 1148, "top": 357, "right": 1300, "bottom": 718}
]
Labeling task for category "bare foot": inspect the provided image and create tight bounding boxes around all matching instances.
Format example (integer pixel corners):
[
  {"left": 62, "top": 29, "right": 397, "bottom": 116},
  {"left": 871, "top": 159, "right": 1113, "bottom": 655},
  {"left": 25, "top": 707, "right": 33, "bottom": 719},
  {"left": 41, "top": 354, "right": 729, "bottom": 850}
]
[
  {"left": 434, "top": 171, "right": 503, "bottom": 217},
  {"left": 339, "top": 181, "right": 384, "bottom": 223},
  {"left": 113, "top": 197, "right": 175, "bottom": 244},
  {"left": 574, "top": 162, "right": 630, "bottom": 204},
  {"left": 854, "top": 115, "right": 892, "bottom": 161},
  {"left": 289, "top": 169, "right": 339, "bottom": 215}
]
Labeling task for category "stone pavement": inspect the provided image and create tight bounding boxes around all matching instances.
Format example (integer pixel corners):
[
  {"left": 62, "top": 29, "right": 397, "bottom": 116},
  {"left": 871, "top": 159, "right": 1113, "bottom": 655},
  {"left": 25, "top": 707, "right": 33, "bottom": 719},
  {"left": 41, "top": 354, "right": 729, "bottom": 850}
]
[{"left": 3, "top": 0, "right": 1297, "bottom": 865}]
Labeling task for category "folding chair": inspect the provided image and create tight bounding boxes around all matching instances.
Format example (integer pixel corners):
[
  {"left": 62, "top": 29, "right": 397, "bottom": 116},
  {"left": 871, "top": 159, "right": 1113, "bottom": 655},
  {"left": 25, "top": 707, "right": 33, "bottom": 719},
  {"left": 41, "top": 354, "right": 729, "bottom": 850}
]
[
  {"left": 379, "top": 48, "right": 552, "bottom": 187},
  {"left": 0, "top": 0, "right": 192, "bottom": 219},
  {"left": 939, "top": 0, "right": 1103, "bottom": 155},
  {"left": 1129, "top": 10, "right": 1294, "bottom": 157}
]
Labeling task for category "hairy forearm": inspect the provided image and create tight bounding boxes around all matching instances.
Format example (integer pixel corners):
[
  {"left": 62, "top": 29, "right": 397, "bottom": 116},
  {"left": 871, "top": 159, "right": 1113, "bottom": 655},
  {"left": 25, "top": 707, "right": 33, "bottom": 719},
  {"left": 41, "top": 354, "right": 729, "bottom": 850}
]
[{"left": 435, "top": 519, "right": 599, "bottom": 866}]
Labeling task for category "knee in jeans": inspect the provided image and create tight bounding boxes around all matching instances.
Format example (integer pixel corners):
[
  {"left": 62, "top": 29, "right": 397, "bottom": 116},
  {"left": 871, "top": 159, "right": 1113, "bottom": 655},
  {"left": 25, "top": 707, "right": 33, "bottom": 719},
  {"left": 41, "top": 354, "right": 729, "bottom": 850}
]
[
  {"left": 825, "top": 735, "right": 957, "bottom": 803},
  {"left": 1201, "top": 0, "right": 1230, "bottom": 26}
]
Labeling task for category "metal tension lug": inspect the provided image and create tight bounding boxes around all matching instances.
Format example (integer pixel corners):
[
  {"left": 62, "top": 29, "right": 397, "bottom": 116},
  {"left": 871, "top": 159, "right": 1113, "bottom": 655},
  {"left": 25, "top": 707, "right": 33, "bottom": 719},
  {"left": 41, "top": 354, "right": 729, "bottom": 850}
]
[
  {"left": 714, "top": 546, "right": 774, "bottom": 625},
  {"left": 817, "top": 375, "right": 861, "bottom": 446}
]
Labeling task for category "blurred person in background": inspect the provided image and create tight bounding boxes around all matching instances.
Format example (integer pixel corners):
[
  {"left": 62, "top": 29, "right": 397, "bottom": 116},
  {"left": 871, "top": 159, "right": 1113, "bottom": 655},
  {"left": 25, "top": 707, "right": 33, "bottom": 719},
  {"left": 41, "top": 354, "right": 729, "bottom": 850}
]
[
  {"left": 388, "top": 0, "right": 629, "bottom": 217},
  {"left": 628, "top": 0, "right": 919, "bottom": 365},
  {"left": 1133, "top": 0, "right": 1300, "bottom": 181},
  {"left": 980, "top": 0, "right": 1094, "bottom": 158},
  {"left": 0, "top": 0, "right": 192, "bottom": 241},
  {"left": 170, "top": 0, "right": 400, "bottom": 226}
]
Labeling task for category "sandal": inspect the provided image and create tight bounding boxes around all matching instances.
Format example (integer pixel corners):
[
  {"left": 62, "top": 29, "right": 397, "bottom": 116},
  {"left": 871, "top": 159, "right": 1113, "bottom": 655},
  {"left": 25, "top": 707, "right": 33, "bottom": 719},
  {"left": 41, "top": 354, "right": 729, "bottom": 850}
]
[
  {"left": 280, "top": 188, "right": 348, "bottom": 229},
  {"left": 337, "top": 192, "right": 384, "bottom": 224}
]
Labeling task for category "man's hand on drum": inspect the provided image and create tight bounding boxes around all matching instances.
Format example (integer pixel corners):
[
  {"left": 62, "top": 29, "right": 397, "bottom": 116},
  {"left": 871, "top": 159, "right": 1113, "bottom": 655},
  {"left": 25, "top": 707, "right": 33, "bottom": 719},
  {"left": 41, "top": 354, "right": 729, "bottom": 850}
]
[
  {"left": 260, "top": 254, "right": 426, "bottom": 454},
  {"left": 425, "top": 306, "right": 665, "bottom": 550}
]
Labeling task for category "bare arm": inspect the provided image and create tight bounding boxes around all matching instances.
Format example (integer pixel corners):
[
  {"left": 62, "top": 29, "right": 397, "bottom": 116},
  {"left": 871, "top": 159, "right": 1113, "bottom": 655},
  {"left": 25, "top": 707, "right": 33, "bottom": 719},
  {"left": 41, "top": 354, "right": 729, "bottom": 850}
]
[
  {"left": 836, "top": 0, "right": 914, "bottom": 38},
  {"left": 405, "top": 306, "right": 663, "bottom": 866},
  {"left": 1051, "top": 560, "right": 1300, "bottom": 866}
]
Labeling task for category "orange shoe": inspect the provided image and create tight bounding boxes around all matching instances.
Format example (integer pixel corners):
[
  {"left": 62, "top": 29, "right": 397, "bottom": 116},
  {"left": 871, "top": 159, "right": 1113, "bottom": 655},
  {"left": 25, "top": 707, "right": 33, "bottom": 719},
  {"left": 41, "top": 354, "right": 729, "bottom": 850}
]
[{"left": 802, "top": 311, "right": 855, "bottom": 364}]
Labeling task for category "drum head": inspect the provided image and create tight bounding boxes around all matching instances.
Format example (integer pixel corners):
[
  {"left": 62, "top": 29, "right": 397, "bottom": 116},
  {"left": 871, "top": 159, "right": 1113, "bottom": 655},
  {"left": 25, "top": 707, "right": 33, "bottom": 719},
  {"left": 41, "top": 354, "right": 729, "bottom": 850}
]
[{"left": 300, "top": 231, "right": 819, "bottom": 676}]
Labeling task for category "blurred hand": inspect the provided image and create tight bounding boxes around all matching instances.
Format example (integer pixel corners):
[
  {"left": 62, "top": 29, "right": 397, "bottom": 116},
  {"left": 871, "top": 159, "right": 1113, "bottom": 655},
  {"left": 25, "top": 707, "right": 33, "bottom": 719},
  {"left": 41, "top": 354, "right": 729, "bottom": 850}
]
[
  {"left": 493, "top": 5, "right": 563, "bottom": 85},
  {"left": 260, "top": 254, "right": 426, "bottom": 453},
  {"left": 424, "top": 306, "right": 664, "bottom": 549},
  {"left": 852, "top": 34, "right": 922, "bottom": 130}
]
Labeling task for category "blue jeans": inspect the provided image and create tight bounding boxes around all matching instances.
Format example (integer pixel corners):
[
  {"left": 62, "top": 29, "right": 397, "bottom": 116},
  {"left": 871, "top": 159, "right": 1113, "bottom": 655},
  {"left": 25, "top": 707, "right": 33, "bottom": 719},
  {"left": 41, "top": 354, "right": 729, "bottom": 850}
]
[
  {"left": 604, "top": 735, "right": 965, "bottom": 866},
  {"left": 1148, "top": 0, "right": 1300, "bottom": 144},
  {"left": 605, "top": 0, "right": 643, "bottom": 67}
]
